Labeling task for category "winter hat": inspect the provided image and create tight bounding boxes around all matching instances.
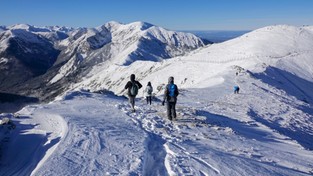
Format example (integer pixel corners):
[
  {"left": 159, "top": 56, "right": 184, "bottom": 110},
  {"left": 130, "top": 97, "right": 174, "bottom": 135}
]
[
  {"left": 168, "top": 76, "right": 174, "bottom": 83},
  {"left": 130, "top": 74, "right": 135, "bottom": 81}
]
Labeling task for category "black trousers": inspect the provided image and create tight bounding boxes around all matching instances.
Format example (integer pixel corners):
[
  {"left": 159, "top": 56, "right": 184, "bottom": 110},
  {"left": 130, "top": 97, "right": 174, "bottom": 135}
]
[
  {"left": 167, "top": 102, "right": 176, "bottom": 120},
  {"left": 146, "top": 96, "right": 152, "bottom": 105}
]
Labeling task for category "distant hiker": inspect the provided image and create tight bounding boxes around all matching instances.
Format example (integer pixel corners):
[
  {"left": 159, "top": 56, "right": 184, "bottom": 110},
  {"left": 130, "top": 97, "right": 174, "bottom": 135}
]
[
  {"left": 145, "top": 82, "right": 153, "bottom": 105},
  {"left": 234, "top": 85, "right": 240, "bottom": 94},
  {"left": 162, "top": 76, "right": 179, "bottom": 120},
  {"left": 124, "top": 74, "right": 142, "bottom": 112}
]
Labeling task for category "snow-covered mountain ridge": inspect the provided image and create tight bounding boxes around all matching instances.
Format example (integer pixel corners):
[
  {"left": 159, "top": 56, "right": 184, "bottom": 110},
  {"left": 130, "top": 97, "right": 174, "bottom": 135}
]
[
  {"left": 1, "top": 23, "right": 313, "bottom": 175},
  {"left": 52, "top": 21, "right": 204, "bottom": 80},
  {"left": 0, "top": 24, "right": 62, "bottom": 90},
  {"left": 1, "top": 23, "right": 313, "bottom": 104},
  {"left": 0, "top": 21, "right": 204, "bottom": 101},
  {"left": 188, "top": 25, "right": 313, "bottom": 65},
  {"left": 72, "top": 25, "right": 313, "bottom": 101}
]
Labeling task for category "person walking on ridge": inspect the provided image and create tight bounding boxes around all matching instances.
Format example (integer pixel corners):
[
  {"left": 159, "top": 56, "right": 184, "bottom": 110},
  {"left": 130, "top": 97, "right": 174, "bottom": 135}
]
[
  {"left": 234, "top": 85, "right": 240, "bottom": 94},
  {"left": 145, "top": 82, "right": 153, "bottom": 105},
  {"left": 124, "top": 74, "right": 142, "bottom": 112},
  {"left": 162, "top": 76, "right": 179, "bottom": 120}
]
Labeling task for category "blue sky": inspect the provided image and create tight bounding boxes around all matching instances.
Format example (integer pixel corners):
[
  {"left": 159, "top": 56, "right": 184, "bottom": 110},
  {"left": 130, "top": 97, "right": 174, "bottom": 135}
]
[{"left": 1, "top": 0, "right": 313, "bottom": 30}]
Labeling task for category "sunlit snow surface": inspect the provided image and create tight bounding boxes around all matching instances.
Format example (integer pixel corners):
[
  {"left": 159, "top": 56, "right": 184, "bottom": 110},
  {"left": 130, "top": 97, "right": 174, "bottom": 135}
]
[
  {"left": 1, "top": 24, "right": 313, "bottom": 175},
  {"left": 1, "top": 68, "right": 313, "bottom": 175}
]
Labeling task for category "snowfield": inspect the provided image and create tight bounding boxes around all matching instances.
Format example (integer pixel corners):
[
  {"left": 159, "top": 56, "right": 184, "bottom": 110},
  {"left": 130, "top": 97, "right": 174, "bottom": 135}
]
[
  {"left": 1, "top": 24, "right": 313, "bottom": 175},
  {"left": 1, "top": 68, "right": 313, "bottom": 175}
]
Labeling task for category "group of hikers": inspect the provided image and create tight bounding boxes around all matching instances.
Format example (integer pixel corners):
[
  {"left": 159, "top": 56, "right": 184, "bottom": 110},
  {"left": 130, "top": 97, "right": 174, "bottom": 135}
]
[
  {"left": 124, "top": 74, "right": 179, "bottom": 121},
  {"left": 124, "top": 73, "right": 239, "bottom": 121}
]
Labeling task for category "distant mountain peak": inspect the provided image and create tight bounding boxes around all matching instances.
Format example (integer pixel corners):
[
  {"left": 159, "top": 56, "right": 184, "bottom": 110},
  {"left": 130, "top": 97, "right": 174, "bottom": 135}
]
[
  {"left": 128, "top": 21, "right": 154, "bottom": 30},
  {"left": 0, "top": 25, "right": 7, "bottom": 31},
  {"left": 103, "top": 21, "right": 153, "bottom": 32},
  {"left": 9, "top": 23, "right": 32, "bottom": 30}
]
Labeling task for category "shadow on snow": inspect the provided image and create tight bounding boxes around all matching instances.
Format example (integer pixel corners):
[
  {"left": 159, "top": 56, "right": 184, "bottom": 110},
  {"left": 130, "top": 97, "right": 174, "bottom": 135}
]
[
  {"left": 0, "top": 117, "right": 60, "bottom": 176},
  {"left": 248, "top": 109, "right": 313, "bottom": 151},
  {"left": 194, "top": 110, "right": 278, "bottom": 143},
  {"left": 0, "top": 92, "right": 39, "bottom": 113},
  {"left": 253, "top": 66, "right": 313, "bottom": 105}
]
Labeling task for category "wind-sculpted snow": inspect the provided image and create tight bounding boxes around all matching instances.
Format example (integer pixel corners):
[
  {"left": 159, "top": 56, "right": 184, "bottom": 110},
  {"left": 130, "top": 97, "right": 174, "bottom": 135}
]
[{"left": 2, "top": 66, "right": 313, "bottom": 175}]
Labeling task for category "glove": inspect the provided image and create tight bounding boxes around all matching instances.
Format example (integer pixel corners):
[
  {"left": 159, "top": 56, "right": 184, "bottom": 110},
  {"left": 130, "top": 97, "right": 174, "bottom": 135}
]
[{"left": 162, "top": 101, "right": 165, "bottom": 106}]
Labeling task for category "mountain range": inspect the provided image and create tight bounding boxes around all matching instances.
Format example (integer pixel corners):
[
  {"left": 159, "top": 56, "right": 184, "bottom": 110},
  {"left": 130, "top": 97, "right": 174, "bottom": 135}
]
[
  {"left": 71, "top": 24, "right": 313, "bottom": 104},
  {"left": 1, "top": 22, "right": 313, "bottom": 106},
  {"left": 1, "top": 22, "right": 313, "bottom": 175},
  {"left": 0, "top": 22, "right": 205, "bottom": 102}
]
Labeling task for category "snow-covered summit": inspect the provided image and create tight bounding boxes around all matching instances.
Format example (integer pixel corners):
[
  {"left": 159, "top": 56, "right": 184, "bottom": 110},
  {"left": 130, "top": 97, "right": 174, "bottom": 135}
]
[
  {"left": 0, "top": 24, "right": 62, "bottom": 89},
  {"left": 0, "top": 25, "right": 52, "bottom": 53},
  {"left": 178, "top": 25, "right": 313, "bottom": 82},
  {"left": 3, "top": 24, "right": 72, "bottom": 43},
  {"left": 103, "top": 21, "right": 153, "bottom": 31},
  {"left": 9, "top": 24, "right": 35, "bottom": 31},
  {"left": 45, "top": 25, "right": 74, "bottom": 33},
  {"left": 70, "top": 25, "right": 313, "bottom": 97},
  {"left": 49, "top": 21, "right": 204, "bottom": 86},
  {"left": 186, "top": 25, "right": 313, "bottom": 63},
  {"left": 8, "top": 23, "right": 73, "bottom": 33},
  {"left": 59, "top": 21, "right": 204, "bottom": 63},
  {"left": 0, "top": 21, "right": 205, "bottom": 101},
  {"left": 0, "top": 26, "right": 7, "bottom": 32}
]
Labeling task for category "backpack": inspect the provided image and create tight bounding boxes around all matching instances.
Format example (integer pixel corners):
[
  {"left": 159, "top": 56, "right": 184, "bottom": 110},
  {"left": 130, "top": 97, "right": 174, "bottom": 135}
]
[
  {"left": 168, "top": 84, "right": 176, "bottom": 97},
  {"left": 147, "top": 86, "right": 152, "bottom": 94},
  {"left": 130, "top": 82, "right": 139, "bottom": 96}
]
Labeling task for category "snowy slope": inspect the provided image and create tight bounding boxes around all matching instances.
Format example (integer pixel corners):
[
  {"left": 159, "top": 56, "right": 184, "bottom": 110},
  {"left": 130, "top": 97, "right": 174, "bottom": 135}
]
[
  {"left": 8, "top": 24, "right": 72, "bottom": 42},
  {"left": 1, "top": 68, "right": 313, "bottom": 175},
  {"left": 0, "top": 24, "right": 72, "bottom": 53},
  {"left": 72, "top": 25, "right": 313, "bottom": 100},
  {"left": 1, "top": 24, "right": 313, "bottom": 175},
  {"left": 0, "top": 25, "right": 63, "bottom": 90},
  {"left": 0, "top": 21, "right": 205, "bottom": 102},
  {"left": 0, "top": 26, "right": 6, "bottom": 32},
  {"left": 49, "top": 21, "right": 204, "bottom": 84}
]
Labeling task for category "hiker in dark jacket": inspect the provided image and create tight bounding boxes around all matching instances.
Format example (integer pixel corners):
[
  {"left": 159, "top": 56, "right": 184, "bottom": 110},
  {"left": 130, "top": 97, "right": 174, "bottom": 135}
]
[
  {"left": 162, "top": 76, "right": 179, "bottom": 120},
  {"left": 124, "top": 74, "right": 142, "bottom": 112},
  {"left": 145, "top": 82, "right": 153, "bottom": 105}
]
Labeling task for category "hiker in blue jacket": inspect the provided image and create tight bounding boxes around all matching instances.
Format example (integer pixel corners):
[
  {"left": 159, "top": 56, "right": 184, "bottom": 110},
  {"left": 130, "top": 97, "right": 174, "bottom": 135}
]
[
  {"left": 234, "top": 85, "right": 240, "bottom": 94},
  {"left": 124, "top": 74, "right": 142, "bottom": 112},
  {"left": 162, "top": 76, "right": 179, "bottom": 120}
]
